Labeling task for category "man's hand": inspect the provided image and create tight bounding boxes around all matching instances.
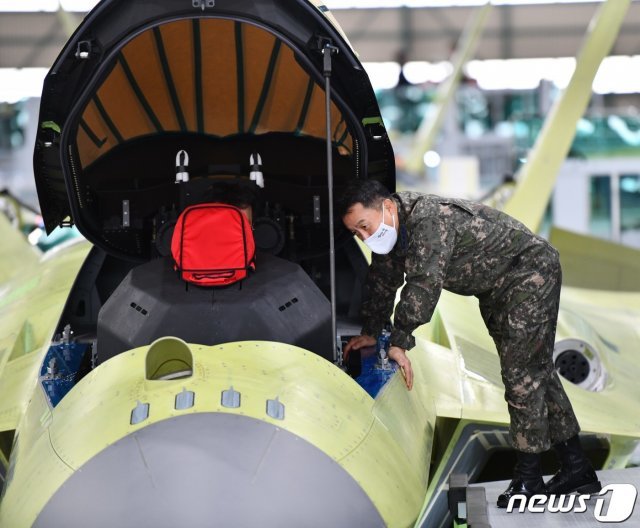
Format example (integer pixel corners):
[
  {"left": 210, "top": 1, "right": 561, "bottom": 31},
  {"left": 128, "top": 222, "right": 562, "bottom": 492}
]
[
  {"left": 389, "top": 346, "right": 413, "bottom": 390},
  {"left": 343, "top": 335, "right": 376, "bottom": 362}
]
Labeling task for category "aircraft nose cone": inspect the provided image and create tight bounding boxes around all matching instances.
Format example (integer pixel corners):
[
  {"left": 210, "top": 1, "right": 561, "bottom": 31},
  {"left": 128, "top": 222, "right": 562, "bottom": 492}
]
[{"left": 34, "top": 413, "right": 384, "bottom": 528}]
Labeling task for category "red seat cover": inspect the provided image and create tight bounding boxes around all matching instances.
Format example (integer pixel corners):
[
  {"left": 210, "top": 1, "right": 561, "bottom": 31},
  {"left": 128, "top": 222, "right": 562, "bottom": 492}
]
[{"left": 171, "top": 203, "right": 255, "bottom": 286}]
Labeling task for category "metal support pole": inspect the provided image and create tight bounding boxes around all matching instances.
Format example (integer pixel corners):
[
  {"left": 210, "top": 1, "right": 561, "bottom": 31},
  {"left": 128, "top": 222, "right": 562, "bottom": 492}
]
[{"left": 322, "top": 43, "right": 340, "bottom": 365}]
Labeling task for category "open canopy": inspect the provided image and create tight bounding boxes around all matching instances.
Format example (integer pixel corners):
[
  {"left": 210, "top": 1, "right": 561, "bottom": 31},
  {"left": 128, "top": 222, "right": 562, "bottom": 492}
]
[
  {"left": 77, "top": 18, "right": 352, "bottom": 170},
  {"left": 34, "top": 0, "right": 394, "bottom": 261}
]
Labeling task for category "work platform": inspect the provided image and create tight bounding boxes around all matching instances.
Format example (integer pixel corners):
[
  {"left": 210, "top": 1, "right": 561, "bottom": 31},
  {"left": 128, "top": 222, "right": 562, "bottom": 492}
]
[{"left": 455, "top": 467, "right": 640, "bottom": 527}]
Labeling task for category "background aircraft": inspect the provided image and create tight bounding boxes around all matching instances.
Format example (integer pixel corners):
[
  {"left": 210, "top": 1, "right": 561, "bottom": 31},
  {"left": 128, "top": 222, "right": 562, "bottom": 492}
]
[{"left": 0, "top": 1, "right": 639, "bottom": 528}]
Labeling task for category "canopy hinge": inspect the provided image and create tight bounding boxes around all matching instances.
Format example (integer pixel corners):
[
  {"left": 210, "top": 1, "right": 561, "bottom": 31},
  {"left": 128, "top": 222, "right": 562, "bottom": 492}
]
[
  {"left": 75, "top": 40, "right": 93, "bottom": 60},
  {"left": 40, "top": 121, "right": 61, "bottom": 148},
  {"left": 362, "top": 117, "right": 387, "bottom": 141},
  {"left": 309, "top": 35, "right": 334, "bottom": 54}
]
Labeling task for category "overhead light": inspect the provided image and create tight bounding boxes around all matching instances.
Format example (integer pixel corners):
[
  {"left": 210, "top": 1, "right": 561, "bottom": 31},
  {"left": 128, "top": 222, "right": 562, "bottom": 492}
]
[
  {"left": 0, "top": 68, "right": 48, "bottom": 103},
  {"left": 403, "top": 61, "right": 453, "bottom": 84},
  {"left": 466, "top": 57, "right": 576, "bottom": 91},
  {"left": 362, "top": 62, "right": 401, "bottom": 90},
  {"left": 593, "top": 56, "right": 640, "bottom": 95},
  {"left": 423, "top": 150, "right": 441, "bottom": 168}
]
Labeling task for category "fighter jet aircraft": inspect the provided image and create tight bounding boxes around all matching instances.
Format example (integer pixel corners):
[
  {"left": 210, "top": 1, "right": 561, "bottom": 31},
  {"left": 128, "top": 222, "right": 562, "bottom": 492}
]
[{"left": 0, "top": 1, "right": 639, "bottom": 528}]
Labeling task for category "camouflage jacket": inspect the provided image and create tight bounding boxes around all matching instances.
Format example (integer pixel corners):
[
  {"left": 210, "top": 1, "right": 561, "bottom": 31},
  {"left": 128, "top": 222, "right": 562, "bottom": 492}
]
[{"left": 361, "top": 192, "right": 557, "bottom": 350}]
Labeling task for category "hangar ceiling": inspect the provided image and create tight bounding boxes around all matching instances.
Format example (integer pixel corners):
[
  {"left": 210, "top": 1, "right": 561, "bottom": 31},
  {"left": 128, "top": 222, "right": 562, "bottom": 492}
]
[
  {"left": 0, "top": 1, "right": 639, "bottom": 68},
  {"left": 337, "top": 1, "right": 640, "bottom": 62}
]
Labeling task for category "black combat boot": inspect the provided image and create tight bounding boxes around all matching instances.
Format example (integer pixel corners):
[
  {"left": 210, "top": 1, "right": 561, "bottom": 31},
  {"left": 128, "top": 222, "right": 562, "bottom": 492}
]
[
  {"left": 546, "top": 435, "right": 601, "bottom": 495},
  {"left": 497, "top": 451, "right": 547, "bottom": 508}
]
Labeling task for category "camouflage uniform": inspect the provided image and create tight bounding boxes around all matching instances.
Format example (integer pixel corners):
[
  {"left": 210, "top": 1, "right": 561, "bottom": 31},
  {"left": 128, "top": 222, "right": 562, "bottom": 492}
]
[{"left": 361, "top": 191, "right": 580, "bottom": 453}]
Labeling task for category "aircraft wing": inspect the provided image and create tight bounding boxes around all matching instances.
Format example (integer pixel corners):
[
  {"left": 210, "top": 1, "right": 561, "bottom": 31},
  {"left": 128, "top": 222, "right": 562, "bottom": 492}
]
[
  {"left": 0, "top": 233, "right": 90, "bottom": 433},
  {"left": 421, "top": 287, "right": 640, "bottom": 438},
  {"left": 405, "top": 2, "right": 492, "bottom": 176},
  {"left": 503, "top": 0, "right": 630, "bottom": 233},
  {"left": 0, "top": 348, "right": 45, "bottom": 433},
  {"left": 556, "top": 285, "right": 640, "bottom": 439},
  {"left": 550, "top": 227, "right": 640, "bottom": 292},
  {"left": 0, "top": 213, "right": 40, "bottom": 285},
  {"left": 0, "top": 212, "right": 43, "bottom": 431}
]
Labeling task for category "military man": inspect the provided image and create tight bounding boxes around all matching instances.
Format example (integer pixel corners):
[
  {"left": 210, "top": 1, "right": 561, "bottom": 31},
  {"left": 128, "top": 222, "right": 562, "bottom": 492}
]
[{"left": 340, "top": 180, "right": 601, "bottom": 507}]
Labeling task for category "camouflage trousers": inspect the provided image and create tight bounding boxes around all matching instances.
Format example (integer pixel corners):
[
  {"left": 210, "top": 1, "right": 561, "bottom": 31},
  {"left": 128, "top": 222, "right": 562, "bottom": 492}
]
[{"left": 479, "top": 246, "right": 580, "bottom": 453}]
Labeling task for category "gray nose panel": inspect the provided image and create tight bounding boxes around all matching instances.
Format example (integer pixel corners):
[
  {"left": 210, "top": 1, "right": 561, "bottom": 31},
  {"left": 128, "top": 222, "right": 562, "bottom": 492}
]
[{"left": 35, "top": 413, "right": 384, "bottom": 528}]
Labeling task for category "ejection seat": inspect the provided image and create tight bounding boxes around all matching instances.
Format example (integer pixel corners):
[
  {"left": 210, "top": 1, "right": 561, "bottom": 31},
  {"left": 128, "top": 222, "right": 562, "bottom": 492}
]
[{"left": 95, "top": 203, "right": 333, "bottom": 364}]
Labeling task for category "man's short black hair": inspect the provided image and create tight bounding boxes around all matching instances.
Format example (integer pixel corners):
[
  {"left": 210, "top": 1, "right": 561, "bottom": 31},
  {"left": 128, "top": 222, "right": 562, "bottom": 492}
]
[
  {"left": 337, "top": 179, "right": 392, "bottom": 217},
  {"left": 209, "top": 178, "right": 259, "bottom": 209}
]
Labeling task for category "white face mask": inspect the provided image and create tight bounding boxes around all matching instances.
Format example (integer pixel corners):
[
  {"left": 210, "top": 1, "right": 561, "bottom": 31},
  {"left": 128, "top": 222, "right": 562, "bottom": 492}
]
[{"left": 364, "top": 202, "right": 397, "bottom": 255}]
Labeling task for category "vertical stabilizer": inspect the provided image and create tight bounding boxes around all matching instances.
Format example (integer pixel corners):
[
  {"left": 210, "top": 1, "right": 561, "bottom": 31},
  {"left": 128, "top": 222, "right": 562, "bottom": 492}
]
[
  {"left": 503, "top": 0, "right": 631, "bottom": 232},
  {"left": 405, "top": 2, "right": 492, "bottom": 175}
]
